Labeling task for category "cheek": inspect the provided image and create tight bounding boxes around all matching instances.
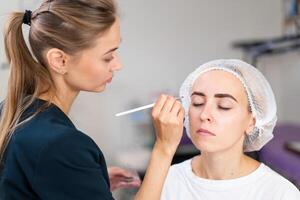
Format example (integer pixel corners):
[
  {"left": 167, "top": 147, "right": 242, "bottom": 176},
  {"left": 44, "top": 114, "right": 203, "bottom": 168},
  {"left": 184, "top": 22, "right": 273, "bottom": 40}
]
[
  {"left": 188, "top": 107, "right": 199, "bottom": 130},
  {"left": 216, "top": 112, "right": 238, "bottom": 128},
  {"left": 84, "top": 59, "right": 104, "bottom": 75},
  {"left": 217, "top": 106, "right": 247, "bottom": 123},
  {"left": 66, "top": 60, "right": 109, "bottom": 90},
  {"left": 215, "top": 110, "right": 249, "bottom": 141},
  {"left": 82, "top": 60, "right": 109, "bottom": 82}
]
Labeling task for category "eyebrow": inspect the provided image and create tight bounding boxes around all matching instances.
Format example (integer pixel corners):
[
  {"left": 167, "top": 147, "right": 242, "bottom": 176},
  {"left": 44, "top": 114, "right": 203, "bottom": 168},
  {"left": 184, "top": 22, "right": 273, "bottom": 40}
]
[
  {"left": 191, "top": 91, "right": 238, "bottom": 102},
  {"left": 103, "top": 47, "right": 119, "bottom": 55},
  {"left": 103, "top": 38, "right": 122, "bottom": 55}
]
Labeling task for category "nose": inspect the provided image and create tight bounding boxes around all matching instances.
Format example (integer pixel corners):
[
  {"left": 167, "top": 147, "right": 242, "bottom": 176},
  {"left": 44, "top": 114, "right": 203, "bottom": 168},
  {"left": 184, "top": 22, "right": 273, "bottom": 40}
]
[
  {"left": 199, "top": 103, "right": 213, "bottom": 123},
  {"left": 110, "top": 53, "right": 123, "bottom": 72}
]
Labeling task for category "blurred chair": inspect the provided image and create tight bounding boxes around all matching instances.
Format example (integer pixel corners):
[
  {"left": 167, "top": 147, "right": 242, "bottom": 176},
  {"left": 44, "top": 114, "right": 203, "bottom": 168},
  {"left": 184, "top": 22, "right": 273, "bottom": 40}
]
[{"left": 259, "top": 124, "right": 300, "bottom": 188}]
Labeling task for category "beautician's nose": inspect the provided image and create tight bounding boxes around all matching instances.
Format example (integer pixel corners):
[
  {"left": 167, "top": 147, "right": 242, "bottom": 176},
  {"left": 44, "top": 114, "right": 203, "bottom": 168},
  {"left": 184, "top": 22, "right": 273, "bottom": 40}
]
[{"left": 110, "top": 53, "right": 123, "bottom": 71}]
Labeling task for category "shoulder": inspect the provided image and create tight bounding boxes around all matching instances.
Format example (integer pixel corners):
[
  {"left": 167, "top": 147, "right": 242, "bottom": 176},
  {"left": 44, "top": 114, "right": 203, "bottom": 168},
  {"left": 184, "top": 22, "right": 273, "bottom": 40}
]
[
  {"left": 45, "top": 127, "right": 100, "bottom": 155},
  {"left": 32, "top": 129, "right": 110, "bottom": 191},
  {"left": 161, "top": 159, "right": 193, "bottom": 199},
  {"left": 12, "top": 104, "right": 97, "bottom": 151},
  {"left": 36, "top": 128, "right": 103, "bottom": 169},
  {"left": 260, "top": 163, "right": 300, "bottom": 198},
  {"left": 169, "top": 159, "right": 192, "bottom": 175},
  {"left": 165, "top": 159, "right": 193, "bottom": 185},
  {"left": 10, "top": 104, "right": 103, "bottom": 167}
]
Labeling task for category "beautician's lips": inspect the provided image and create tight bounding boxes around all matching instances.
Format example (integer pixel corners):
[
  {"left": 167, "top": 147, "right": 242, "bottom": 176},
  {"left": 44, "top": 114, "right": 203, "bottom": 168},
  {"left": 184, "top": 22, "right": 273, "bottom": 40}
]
[
  {"left": 106, "top": 77, "right": 113, "bottom": 83},
  {"left": 196, "top": 128, "right": 216, "bottom": 136}
]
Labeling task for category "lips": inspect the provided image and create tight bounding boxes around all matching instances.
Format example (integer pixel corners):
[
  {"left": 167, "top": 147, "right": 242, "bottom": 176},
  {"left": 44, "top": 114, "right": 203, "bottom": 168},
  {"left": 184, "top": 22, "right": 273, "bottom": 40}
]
[
  {"left": 106, "top": 77, "right": 113, "bottom": 83},
  {"left": 196, "top": 128, "right": 216, "bottom": 136}
]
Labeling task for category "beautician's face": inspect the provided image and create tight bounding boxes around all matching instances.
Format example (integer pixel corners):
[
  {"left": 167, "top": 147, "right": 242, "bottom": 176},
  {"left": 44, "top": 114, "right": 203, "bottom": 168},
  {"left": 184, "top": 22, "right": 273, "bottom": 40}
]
[
  {"left": 65, "top": 18, "right": 122, "bottom": 92},
  {"left": 189, "top": 70, "right": 255, "bottom": 153}
]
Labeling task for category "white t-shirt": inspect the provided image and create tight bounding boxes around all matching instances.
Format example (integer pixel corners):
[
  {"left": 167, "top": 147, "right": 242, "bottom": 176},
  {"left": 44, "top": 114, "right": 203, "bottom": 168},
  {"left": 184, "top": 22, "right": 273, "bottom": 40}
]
[{"left": 161, "top": 159, "right": 300, "bottom": 200}]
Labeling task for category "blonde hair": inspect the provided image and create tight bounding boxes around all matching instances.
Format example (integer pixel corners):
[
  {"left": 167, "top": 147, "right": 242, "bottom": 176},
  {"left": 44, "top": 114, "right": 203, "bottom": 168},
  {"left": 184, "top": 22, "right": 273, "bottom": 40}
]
[{"left": 0, "top": 0, "right": 117, "bottom": 161}]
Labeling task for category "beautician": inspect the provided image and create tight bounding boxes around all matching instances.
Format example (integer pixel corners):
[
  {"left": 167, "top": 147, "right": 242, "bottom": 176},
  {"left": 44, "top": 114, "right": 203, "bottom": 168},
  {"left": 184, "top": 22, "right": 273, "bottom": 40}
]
[{"left": 0, "top": 0, "right": 184, "bottom": 199}]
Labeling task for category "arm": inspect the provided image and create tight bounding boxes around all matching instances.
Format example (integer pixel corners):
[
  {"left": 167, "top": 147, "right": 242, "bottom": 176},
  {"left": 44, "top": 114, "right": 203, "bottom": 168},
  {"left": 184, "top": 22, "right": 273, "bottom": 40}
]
[
  {"left": 32, "top": 131, "right": 114, "bottom": 200},
  {"left": 135, "top": 95, "right": 185, "bottom": 200}
]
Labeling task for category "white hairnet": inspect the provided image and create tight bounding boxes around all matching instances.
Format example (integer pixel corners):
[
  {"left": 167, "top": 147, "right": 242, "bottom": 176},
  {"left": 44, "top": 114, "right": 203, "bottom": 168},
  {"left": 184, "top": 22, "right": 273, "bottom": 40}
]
[{"left": 179, "top": 59, "right": 277, "bottom": 152}]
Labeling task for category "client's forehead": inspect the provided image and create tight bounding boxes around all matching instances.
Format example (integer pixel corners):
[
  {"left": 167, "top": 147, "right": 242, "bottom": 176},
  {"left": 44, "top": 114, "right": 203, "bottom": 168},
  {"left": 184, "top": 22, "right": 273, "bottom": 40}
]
[{"left": 191, "top": 70, "right": 248, "bottom": 103}]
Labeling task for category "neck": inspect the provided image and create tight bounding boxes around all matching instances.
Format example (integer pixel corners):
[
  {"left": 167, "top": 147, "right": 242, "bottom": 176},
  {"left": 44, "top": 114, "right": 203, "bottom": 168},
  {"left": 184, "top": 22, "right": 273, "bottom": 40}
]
[
  {"left": 39, "top": 80, "right": 79, "bottom": 115},
  {"left": 192, "top": 143, "right": 259, "bottom": 180}
]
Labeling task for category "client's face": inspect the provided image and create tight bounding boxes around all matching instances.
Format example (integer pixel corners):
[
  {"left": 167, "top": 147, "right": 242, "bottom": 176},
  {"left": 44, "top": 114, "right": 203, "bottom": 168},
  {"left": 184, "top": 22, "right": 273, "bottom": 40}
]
[{"left": 188, "top": 70, "right": 255, "bottom": 153}]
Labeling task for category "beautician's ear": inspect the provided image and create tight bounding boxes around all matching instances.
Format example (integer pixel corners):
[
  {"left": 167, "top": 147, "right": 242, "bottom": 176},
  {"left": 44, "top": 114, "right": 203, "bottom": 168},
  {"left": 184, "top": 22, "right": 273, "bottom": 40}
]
[
  {"left": 245, "top": 116, "right": 256, "bottom": 135},
  {"left": 46, "top": 48, "right": 68, "bottom": 75}
]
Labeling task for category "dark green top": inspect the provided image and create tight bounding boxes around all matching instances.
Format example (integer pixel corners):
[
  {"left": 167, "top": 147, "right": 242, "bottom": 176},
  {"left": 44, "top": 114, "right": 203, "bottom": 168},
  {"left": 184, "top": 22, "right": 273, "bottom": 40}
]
[{"left": 0, "top": 99, "right": 114, "bottom": 200}]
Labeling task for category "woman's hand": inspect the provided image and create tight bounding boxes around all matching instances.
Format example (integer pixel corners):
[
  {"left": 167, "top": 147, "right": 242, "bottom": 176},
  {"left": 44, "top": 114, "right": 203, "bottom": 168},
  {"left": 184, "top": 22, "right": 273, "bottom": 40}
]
[
  {"left": 151, "top": 94, "right": 185, "bottom": 156},
  {"left": 108, "top": 166, "right": 141, "bottom": 191},
  {"left": 134, "top": 95, "right": 185, "bottom": 200}
]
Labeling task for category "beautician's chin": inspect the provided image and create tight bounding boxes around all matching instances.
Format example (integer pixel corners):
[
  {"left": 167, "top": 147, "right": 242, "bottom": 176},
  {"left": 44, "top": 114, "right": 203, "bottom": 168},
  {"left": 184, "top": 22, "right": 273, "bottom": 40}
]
[
  {"left": 84, "top": 84, "right": 107, "bottom": 93},
  {"left": 87, "top": 77, "right": 113, "bottom": 92},
  {"left": 95, "top": 85, "right": 107, "bottom": 92}
]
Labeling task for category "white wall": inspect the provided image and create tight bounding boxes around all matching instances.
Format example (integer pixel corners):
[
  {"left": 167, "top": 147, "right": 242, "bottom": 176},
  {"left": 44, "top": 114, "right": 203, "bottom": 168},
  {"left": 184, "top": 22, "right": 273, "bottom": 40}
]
[{"left": 1, "top": 0, "right": 299, "bottom": 165}]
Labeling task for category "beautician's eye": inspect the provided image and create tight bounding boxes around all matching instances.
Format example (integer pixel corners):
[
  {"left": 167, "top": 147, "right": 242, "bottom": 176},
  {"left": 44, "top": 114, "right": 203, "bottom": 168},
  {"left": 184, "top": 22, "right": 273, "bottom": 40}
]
[{"left": 104, "top": 57, "right": 113, "bottom": 63}]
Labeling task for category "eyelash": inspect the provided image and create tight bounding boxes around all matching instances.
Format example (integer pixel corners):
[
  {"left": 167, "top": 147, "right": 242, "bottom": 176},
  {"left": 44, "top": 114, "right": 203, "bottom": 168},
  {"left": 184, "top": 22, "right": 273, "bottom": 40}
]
[
  {"left": 192, "top": 103, "right": 231, "bottom": 110},
  {"left": 192, "top": 103, "right": 203, "bottom": 107},
  {"left": 104, "top": 57, "right": 113, "bottom": 63}
]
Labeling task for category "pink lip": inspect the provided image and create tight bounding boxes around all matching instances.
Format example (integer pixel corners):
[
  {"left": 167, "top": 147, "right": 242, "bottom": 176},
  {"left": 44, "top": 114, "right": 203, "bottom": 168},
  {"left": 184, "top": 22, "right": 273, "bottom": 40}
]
[
  {"left": 106, "top": 77, "right": 113, "bottom": 83},
  {"left": 196, "top": 128, "right": 216, "bottom": 136}
]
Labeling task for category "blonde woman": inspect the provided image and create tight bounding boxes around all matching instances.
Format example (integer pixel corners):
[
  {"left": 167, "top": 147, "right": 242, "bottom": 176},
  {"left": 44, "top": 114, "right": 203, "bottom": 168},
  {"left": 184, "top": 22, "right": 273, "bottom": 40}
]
[{"left": 0, "top": 1, "right": 184, "bottom": 199}]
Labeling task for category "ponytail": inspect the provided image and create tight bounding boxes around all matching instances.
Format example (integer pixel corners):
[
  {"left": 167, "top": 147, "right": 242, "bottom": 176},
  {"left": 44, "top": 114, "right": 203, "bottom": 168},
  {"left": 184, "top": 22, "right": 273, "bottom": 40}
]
[{"left": 0, "top": 12, "right": 51, "bottom": 161}]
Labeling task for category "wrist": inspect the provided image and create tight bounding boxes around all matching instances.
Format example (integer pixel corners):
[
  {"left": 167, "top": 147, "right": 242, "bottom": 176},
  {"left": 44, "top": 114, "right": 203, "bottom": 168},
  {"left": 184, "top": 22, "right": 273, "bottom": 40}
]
[{"left": 153, "top": 142, "right": 177, "bottom": 159}]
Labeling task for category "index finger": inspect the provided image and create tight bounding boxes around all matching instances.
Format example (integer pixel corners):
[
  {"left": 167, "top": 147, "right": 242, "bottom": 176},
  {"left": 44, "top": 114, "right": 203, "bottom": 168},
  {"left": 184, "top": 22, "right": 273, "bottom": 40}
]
[{"left": 152, "top": 94, "right": 168, "bottom": 117}]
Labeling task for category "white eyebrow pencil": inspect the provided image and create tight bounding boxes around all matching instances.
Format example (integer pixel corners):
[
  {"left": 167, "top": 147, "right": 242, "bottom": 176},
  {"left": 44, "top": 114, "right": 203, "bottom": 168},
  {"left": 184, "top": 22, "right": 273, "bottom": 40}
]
[
  {"left": 115, "top": 103, "right": 155, "bottom": 117},
  {"left": 115, "top": 97, "right": 182, "bottom": 117}
]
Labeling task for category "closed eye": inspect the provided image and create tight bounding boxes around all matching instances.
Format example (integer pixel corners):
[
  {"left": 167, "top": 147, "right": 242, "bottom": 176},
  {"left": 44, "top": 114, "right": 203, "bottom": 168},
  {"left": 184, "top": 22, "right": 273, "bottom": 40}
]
[
  {"left": 192, "top": 103, "right": 204, "bottom": 107},
  {"left": 218, "top": 106, "right": 231, "bottom": 110},
  {"left": 104, "top": 57, "right": 113, "bottom": 63}
]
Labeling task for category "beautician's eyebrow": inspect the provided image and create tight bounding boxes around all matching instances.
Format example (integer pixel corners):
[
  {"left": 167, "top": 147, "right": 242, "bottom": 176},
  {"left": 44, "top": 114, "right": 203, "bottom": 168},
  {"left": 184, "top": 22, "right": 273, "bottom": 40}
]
[
  {"left": 103, "top": 47, "right": 119, "bottom": 55},
  {"left": 191, "top": 92, "right": 238, "bottom": 102},
  {"left": 103, "top": 38, "right": 122, "bottom": 55}
]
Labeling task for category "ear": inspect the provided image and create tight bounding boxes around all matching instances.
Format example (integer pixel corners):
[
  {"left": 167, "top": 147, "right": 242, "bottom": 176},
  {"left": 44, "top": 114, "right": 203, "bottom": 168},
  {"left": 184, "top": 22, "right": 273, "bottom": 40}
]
[
  {"left": 245, "top": 115, "right": 256, "bottom": 136},
  {"left": 46, "top": 48, "right": 69, "bottom": 75}
]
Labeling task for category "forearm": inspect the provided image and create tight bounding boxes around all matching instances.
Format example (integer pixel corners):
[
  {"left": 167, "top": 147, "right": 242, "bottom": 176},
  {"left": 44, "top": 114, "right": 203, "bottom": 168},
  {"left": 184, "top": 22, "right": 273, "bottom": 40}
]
[
  {"left": 134, "top": 94, "right": 184, "bottom": 200},
  {"left": 134, "top": 143, "right": 174, "bottom": 200}
]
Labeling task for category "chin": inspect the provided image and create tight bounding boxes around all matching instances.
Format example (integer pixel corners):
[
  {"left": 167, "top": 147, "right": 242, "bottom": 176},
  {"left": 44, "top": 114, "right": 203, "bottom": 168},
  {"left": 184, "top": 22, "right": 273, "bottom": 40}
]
[
  {"left": 94, "top": 83, "right": 107, "bottom": 91},
  {"left": 82, "top": 85, "right": 106, "bottom": 93},
  {"left": 191, "top": 137, "right": 219, "bottom": 153},
  {"left": 94, "top": 87, "right": 106, "bottom": 92}
]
